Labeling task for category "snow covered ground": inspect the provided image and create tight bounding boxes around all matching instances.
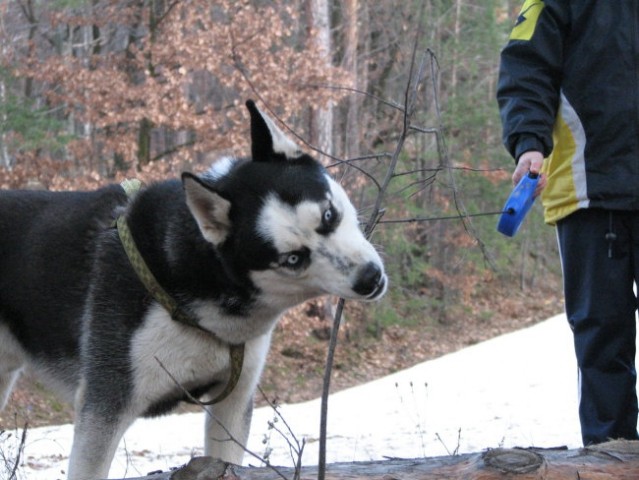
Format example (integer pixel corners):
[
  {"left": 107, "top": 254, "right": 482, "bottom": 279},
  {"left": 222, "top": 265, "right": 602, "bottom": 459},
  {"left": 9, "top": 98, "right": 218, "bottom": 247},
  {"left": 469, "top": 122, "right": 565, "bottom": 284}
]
[{"left": 4, "top": 313, "right": 585, "bottom": 479}]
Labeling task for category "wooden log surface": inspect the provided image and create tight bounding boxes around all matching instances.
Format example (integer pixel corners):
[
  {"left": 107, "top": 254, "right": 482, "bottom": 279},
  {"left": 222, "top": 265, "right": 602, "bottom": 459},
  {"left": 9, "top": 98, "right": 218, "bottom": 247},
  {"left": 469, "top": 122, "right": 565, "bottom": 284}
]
[{"left": 121, "top": 440, "right": 639, "bottom": 480}]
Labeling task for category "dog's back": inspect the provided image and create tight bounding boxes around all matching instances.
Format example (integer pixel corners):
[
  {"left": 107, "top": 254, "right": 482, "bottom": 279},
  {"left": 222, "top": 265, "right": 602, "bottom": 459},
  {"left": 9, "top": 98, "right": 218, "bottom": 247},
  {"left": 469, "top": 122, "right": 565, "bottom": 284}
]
[{"left": 0, "top": 186, "right": 126, "bottom": 401}]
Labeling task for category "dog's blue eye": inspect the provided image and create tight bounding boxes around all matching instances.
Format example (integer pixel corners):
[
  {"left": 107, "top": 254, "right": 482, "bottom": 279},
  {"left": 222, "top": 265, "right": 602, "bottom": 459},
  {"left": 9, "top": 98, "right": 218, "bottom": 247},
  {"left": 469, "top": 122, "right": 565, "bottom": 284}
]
[
  {"left": 286, "top": 254, "right": 300, "bottom": 266},
  {"left": 317, "top": 204, "right": 339, "bottom": 235},
  {"left": 279, "top": 248, "right": 310, "bottom": 270}
]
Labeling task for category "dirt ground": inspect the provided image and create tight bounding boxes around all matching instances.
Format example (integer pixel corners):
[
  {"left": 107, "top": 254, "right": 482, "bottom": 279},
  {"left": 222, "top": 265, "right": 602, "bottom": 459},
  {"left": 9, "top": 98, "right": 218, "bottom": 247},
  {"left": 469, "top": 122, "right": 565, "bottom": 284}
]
[{"left": 0, "top": 277, "right": 565, "bottom": 431}]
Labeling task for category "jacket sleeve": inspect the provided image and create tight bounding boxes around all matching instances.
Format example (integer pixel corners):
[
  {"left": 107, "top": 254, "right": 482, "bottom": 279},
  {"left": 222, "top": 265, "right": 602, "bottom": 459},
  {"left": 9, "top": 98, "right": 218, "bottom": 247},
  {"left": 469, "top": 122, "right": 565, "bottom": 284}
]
[{"left": 496, "top": 0, "right": 570, "bottom": 162}]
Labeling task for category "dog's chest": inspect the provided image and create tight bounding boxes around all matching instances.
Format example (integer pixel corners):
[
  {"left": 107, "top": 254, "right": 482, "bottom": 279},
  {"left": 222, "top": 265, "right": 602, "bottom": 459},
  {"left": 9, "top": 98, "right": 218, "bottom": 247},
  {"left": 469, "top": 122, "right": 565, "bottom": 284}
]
[
  {"left": 127, "top": 303, "right": 272, "bottom": 415},
  {"left": 129, "top": 305, "right": 235, "bottom": 409}
]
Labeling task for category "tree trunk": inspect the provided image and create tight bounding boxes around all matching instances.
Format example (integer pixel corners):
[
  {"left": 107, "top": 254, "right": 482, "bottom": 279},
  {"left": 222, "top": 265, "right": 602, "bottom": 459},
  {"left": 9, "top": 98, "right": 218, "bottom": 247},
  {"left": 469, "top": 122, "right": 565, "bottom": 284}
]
[
  {"left": 307, "top": 0, "right": 333, "bottom": 159},
  {"left": 115, "top": 440, "right": 639, "bottom": 480},
  {"left": 137, "top": 117, "right": 153, "bottom": 169},
  {"left": 342, "top": 0, "right": 360, "bottom": 161},
  {"left": 450, "top": 0, "right": 462, "bottom": 97},
  {"left": 0, "top": 51, "right": 10, "bottom": 169}
]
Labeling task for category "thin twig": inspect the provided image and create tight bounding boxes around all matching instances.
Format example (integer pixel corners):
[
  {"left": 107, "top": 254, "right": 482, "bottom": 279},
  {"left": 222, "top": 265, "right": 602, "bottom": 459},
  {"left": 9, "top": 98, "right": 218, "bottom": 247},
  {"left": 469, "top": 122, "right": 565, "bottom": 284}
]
[
  {"left": 8, "top": 422, "right": 27, "bottom": 480},
  {"left": 378, "top": 210, "right": 508, "bottom": 225},
  {"left": 256, "top": 386, "right": 306, "bottom": 478},
  {"left": 299, "top": 83, "right": 405, "bottom": 112}
]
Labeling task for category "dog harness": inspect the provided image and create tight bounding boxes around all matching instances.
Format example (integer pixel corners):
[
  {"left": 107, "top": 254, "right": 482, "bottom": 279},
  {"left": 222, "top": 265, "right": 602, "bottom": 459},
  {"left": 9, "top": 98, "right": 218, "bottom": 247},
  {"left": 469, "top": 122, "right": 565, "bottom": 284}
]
[{"left": 117, "top": 179, "right": 245, "bottom": 405}]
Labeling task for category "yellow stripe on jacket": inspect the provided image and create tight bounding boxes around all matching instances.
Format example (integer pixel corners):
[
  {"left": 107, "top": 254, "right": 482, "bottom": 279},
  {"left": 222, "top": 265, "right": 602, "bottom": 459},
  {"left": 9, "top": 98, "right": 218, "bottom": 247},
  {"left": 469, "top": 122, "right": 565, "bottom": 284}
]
[{"left": 542, "top": 92, "right": 590, "bottom": 225}]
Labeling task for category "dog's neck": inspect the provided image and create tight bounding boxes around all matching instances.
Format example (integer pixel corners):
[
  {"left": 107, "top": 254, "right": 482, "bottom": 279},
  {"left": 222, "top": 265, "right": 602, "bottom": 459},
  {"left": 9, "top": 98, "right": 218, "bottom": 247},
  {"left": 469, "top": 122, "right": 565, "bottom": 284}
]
[{"left": 116, "top": 181, "right": 246, "bottom": 405}]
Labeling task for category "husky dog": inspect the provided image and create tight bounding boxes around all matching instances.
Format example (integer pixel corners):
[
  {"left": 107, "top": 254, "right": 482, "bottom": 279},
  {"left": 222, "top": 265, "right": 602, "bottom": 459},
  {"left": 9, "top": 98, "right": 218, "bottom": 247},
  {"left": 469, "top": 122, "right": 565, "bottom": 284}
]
[{"left": 0, "top": 101, "right": 387, "bottom": 479}]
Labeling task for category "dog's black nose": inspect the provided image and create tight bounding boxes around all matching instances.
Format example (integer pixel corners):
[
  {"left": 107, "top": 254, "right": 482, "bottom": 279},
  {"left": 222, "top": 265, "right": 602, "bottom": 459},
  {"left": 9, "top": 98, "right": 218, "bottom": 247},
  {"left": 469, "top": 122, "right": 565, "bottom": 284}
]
[{"left": 353, "top": 262, "right": 386, "bottom": 298}]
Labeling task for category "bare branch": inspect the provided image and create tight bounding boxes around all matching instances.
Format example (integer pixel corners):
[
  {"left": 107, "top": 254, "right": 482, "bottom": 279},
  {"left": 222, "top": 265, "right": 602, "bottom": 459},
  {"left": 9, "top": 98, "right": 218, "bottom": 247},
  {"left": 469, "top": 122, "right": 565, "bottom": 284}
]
[
  {"left": 377, "top": 210, "right": 509, "bottom": 226},
  {"left": 318, "top": 5, "right": 428, "bottom": 480},
  {"left": 317, "top": 297, "right": 346, "bottom": 480},
  {"left": 424, "top": 49, "right": 498, "bottom": 270},
  {"left": 9, "top": 424, "right": 27, "bottom": 480},
  {"left": 299, "top": 83, "right": 405, "bottom": 113}
]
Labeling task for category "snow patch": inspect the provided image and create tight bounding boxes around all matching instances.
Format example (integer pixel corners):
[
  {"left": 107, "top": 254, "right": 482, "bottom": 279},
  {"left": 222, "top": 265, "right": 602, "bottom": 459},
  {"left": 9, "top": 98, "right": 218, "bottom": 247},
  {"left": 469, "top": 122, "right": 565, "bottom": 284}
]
[{"left": 4, "top": 314, "right": 584, "bottom": 479}]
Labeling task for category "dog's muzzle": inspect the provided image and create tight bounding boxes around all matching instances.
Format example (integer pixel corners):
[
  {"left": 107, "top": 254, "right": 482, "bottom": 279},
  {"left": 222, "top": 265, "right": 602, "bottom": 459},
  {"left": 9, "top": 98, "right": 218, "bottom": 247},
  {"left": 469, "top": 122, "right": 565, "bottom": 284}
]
[{"left": 352, "top": 262, "right": 388, "bottom": 300}]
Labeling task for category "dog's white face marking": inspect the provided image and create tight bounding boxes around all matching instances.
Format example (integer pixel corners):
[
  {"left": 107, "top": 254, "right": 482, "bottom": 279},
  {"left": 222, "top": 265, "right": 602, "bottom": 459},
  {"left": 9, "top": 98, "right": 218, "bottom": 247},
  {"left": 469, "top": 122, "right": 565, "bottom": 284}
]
[{"left": 253, "top": 175, "right": 386, "bottom": 305}]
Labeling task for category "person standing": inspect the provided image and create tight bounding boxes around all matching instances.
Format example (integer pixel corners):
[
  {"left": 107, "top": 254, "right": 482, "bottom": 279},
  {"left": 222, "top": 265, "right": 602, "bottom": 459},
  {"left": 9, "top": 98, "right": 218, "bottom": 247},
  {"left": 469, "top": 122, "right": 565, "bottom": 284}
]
[{"left": 497, "top": 0, "right": 639, "bottom": 446}]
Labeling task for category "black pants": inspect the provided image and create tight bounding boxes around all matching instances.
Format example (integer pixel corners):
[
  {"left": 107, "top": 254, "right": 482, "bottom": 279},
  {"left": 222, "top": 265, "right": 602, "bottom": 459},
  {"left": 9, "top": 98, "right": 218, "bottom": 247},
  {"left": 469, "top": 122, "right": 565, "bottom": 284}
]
[{"left": 557, "top": 208, "right": 639, "bottom": 445}]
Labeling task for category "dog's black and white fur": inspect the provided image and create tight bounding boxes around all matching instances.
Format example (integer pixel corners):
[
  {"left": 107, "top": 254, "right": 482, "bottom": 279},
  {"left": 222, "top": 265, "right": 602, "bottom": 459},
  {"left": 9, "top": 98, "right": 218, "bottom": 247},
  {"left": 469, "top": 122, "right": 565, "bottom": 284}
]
[{"left": 0, "top": 101, "right": 387, "bottom": 479}]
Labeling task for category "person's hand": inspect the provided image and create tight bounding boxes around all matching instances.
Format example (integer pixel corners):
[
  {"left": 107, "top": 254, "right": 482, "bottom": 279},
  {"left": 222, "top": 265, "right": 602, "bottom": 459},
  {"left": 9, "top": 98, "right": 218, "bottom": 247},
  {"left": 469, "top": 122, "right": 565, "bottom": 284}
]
[{"left": 514, "top": 150, "right": 546, "bottom": 197}]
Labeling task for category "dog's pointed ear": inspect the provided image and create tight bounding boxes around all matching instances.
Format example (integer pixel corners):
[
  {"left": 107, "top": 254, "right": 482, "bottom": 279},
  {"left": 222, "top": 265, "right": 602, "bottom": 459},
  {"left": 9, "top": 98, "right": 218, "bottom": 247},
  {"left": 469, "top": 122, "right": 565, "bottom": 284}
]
[
  {"left": 182, "top": 173, "right": 231, "bottom": 245},
  {"left": 246, "top": 99, "right": 302, "bottom": 162}
]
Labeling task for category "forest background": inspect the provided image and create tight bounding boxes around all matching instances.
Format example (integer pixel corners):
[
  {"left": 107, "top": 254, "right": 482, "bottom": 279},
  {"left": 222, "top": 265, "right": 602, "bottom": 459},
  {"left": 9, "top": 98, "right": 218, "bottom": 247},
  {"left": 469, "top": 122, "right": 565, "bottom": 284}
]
[{"left": 0, "top": 0, "right": 564, "bottom": 424}]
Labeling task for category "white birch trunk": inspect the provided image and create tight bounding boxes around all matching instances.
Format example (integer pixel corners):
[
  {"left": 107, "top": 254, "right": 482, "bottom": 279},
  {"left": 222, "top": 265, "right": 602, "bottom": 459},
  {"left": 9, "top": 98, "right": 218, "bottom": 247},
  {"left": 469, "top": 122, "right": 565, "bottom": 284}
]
[
  {"left": 0, "top": 40, "right": 11, "bottom": 169},
  {"left": 343, "top": 0, "right": 360, "bottom": 160},
  {"left": 308, "top": 0, "right": 333, "bottom": 159},
  {"left": 0, "top": 77, "right": 10, "bottom": 169}
]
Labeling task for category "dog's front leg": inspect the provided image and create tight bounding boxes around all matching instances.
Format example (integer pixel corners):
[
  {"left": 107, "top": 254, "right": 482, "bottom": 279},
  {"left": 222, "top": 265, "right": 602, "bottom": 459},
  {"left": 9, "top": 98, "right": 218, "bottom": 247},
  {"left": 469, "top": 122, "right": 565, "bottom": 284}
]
[
  {"left": 204, "top": 334, "right": 271, "bottom": 464},
  {"left": 67, "top": 381, "right": 136, "bottom": 480},
  {"left": 204, "top": 392, "right": 254, "bottom": 464},
  {"left": 67, "top": 409, "right": 135, "bottom": 480}
]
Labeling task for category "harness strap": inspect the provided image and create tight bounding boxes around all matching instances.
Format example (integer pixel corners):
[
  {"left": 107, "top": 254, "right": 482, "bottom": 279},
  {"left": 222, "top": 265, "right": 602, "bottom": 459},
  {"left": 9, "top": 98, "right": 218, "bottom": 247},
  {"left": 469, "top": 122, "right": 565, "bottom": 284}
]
[{"left": 116, "top": 180, "right": 245, "bottom": 405}]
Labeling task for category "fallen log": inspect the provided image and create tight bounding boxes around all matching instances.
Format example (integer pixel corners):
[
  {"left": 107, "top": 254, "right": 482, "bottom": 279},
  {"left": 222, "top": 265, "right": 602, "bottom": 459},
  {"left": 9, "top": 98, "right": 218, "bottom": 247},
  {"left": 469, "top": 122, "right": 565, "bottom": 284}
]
[{"left": 120, "top": 440, "right": 639, "bottom": 480}]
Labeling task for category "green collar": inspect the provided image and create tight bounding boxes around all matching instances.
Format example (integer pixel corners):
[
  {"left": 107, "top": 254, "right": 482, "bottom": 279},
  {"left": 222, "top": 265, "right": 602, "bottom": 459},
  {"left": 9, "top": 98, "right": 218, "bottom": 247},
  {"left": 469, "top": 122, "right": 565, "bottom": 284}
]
[{"left": 117, "top": 180, "right": 244, "bottom": 405}]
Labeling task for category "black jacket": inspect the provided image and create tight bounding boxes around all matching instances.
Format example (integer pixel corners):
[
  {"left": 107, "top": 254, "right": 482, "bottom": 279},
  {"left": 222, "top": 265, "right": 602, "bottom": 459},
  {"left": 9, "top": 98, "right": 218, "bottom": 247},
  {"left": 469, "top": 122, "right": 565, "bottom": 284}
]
[{"left": 497, "top": 0, "right": 639, "bottom": 224}]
